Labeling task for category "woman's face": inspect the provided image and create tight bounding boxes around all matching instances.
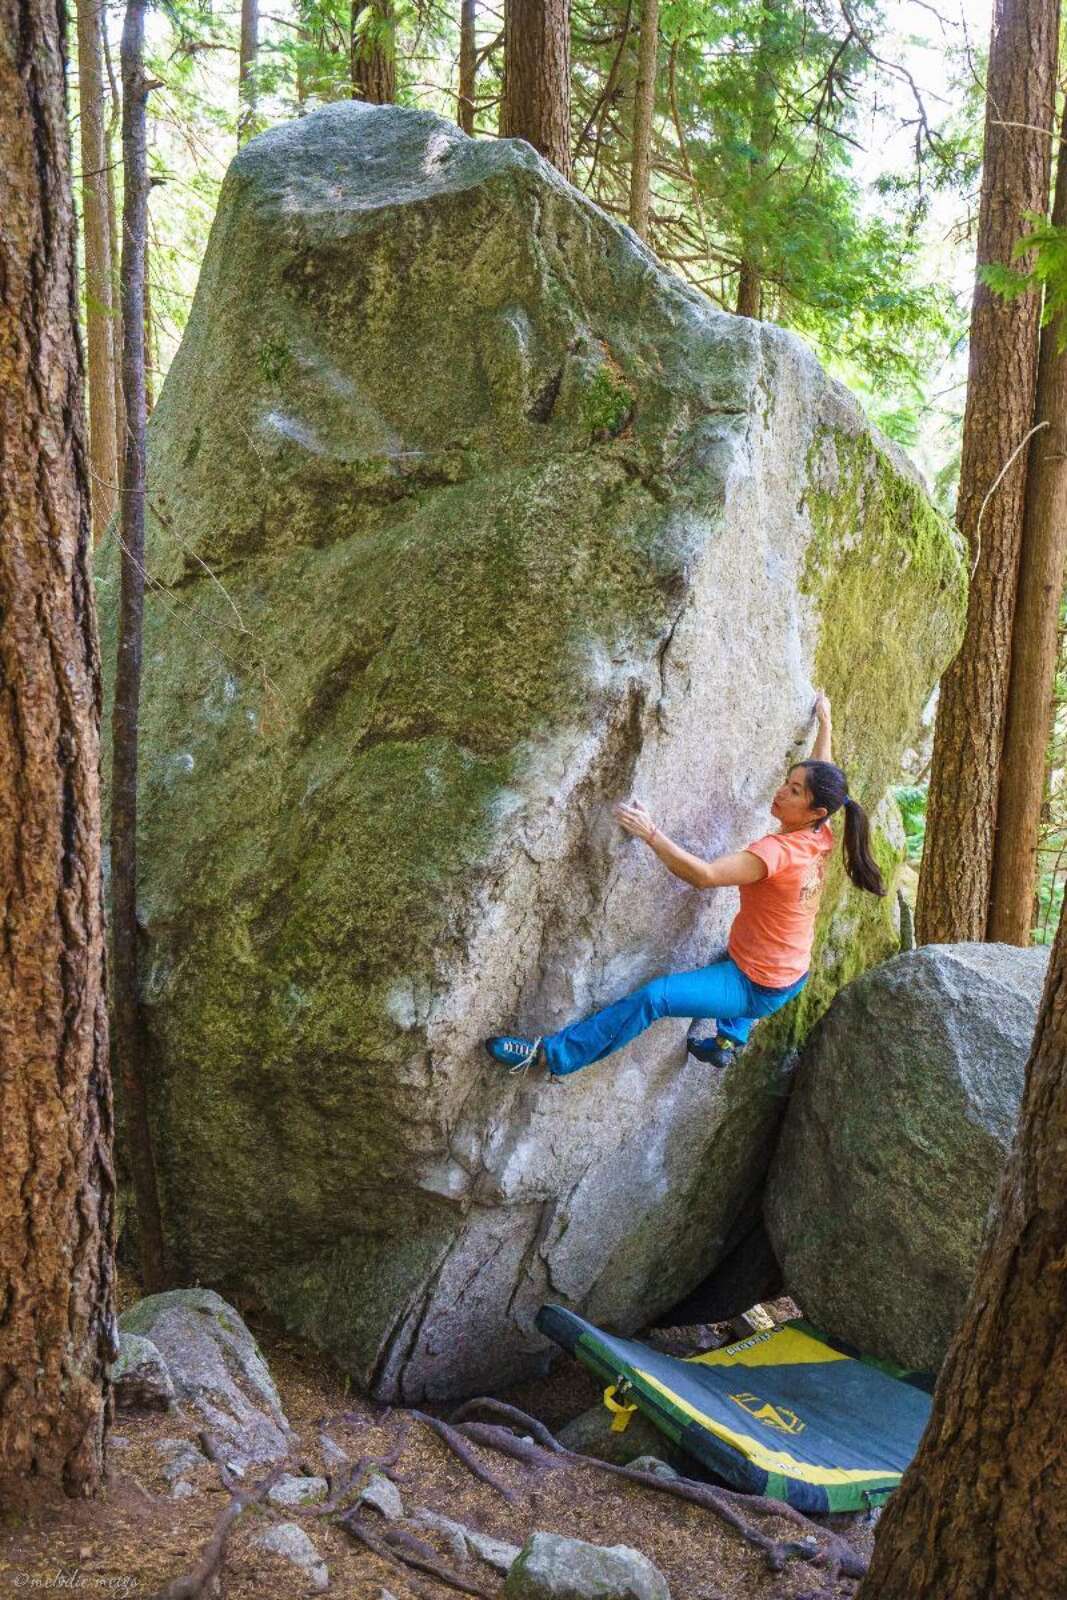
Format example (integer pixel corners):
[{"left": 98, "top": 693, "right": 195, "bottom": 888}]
[{"left": 770, "top": 766, "right": 826, "bottom": 830}]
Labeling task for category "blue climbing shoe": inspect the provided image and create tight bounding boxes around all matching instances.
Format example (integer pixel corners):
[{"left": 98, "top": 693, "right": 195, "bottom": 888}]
[
  {"left": 687, "top": 1033, "right": 740, "bottom": 1069},
  {"left": 485, "top": 1034, "right": 545, "bottom": 1075}
]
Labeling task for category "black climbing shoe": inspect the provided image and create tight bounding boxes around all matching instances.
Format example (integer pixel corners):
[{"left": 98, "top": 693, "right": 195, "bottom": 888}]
[{"left": 687, "top": 1033, "right": 740, "bottom": 1069}]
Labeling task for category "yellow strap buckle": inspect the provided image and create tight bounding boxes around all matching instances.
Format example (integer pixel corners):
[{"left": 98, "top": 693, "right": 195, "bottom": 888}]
[{"left": 603, "top": 1383, "right": 638, "bottom": 1433}]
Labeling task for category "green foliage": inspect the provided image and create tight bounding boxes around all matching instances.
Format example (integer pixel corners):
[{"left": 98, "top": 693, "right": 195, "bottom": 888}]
[
  {"left": 979, "top": 213, "right": 1067, "bottom": 349},
  {"left": 81, "top": 0, "right": 981, "bottom": 495},
  {"left": 893, "top": 783, "right": 927, "bottom": 864}
]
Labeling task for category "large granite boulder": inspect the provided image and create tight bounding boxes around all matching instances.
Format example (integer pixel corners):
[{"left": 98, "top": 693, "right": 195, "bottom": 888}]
[
  {"left": 765, "top": 943, "right": 1049, "bottom": 1371},
  {"left": 96, "top": 103, "right": 963, "bottom": 1399}
]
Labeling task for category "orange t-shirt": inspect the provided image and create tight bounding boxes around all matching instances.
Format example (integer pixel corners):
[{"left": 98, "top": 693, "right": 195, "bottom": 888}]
[{"left": 727, "top": 822, "right": 836, "bottom": 988}]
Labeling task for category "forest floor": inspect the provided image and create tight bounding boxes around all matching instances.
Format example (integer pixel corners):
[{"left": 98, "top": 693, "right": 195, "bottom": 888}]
[{"left": 0, "top": 1266, "right": 875, "bottom": 1600}]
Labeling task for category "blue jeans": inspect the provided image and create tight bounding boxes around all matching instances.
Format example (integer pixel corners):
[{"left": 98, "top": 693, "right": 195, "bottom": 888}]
[{"left": 541, "top": 957, "right": 808, "bottom": 1077}]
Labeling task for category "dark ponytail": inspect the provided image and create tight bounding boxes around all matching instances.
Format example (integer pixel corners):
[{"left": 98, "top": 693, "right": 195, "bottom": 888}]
[{"left": 793, "top": 760, "right": 886, "bottom": 897}]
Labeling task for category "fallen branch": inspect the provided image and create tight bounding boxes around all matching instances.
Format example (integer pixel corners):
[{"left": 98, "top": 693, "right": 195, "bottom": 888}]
[
  {"left": 150, "top": 1442, "right": 292, "bottom": 1600},
  {"left": 451, "top": 1403, "right": 866, "bottom": 1583},
  {"left": 341, "top": 1511, "right": 496, "bottom": 1598}
]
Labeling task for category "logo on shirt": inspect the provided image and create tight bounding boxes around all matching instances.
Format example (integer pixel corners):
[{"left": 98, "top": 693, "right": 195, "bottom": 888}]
[{"left": 798, "top": 852, "right": 827, "bottom": 906}]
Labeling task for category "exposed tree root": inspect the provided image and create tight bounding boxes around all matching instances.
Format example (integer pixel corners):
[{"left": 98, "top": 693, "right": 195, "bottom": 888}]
[
  {"left": 149, "top": 1437, "right": 291, "bottom": 1600},
  {"left": 301, "top": 1427, "right": 409, "bottom": 1519},
  {"left": 451, "top": 1396, "right": 566, "bottom": 1452},
  {"left": 341, "top": 1510, "right": 496, "bottom": 1598},
  {"left": 408, "top": 1408, "right": 518, "bottom": 1503},
  {"left": 450, "top": 1399, "right": 867, "bottom": 1584}
]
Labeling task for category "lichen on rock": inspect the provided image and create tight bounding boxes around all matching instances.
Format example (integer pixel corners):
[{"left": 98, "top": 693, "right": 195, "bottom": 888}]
[{"left": 97, "top": 102, "right": 963, "bottom": 1400}]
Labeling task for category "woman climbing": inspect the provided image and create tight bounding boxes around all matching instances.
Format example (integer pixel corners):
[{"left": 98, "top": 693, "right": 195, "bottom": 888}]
[{"left": 485, "top": 693, "right": 886, "bottom": 1078}]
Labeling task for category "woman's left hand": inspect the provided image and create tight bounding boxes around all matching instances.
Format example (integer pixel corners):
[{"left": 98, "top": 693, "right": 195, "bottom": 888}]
[{"left": 613, "top": 799, "right": 658, "bottom": 841}]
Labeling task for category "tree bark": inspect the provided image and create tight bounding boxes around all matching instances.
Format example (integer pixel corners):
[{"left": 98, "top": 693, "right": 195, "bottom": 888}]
[
  {"left": 0, "top": 0, "right": 118, "bottom": 1506},
  {"left": 351, "top": 0, "right": 396, "bottom": 104},
  {"left": 238, "top": 0, "right": 258, "bottom": 143},
  {"left": 103, "top": 23, "right": 125, "bottom": 493},
  {"left": 735, "top": 258, "right": 762, "bottom": 319},
  {"left": 144, "top": 229, "right": 155, "bottom": 415},
  {"left": 458, "top": 0, "right": 477, "bottom": 134},
  {"left": 500, "top": 0, "right": 572, "bottom": 181},
  {"left": 114, "top": 0, "right": 167, "bottom": 1293},
  {"left": 76, "top": 0, "right": 119, "bottom": 541},
  {"left": 627, "top": 0, "right": 658, "bottom": 239},
  {"left": 735, "top": 0, "right": 778, "bottom": 320},
  {"left": 915, "top": 0, "right": 1057, "bottom": 945},
  {"left": 987, "top": 95, "right": 1067, "bottom": 945},
  {"left": 857, "top": 892, "right": 1067, "bottom": 1597}
]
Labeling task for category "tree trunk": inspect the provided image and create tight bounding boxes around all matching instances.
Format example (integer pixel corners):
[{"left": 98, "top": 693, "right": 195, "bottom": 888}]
[
  {"left": 114, "top": 0, "right": 167, "bottom": 1294},
  {"left": 735, "top": 259, "right": 761, "bottom": 318},
  {"left": 857, "top": 892, "right": 1067, "bottom": 1596},
  {"left": 458, "top": 0, "right": 477, "bottom": 134},
  {"left": 76, "top": 0, "right": 119, "bottom": 541},
  {"left": 735, "top": 0, "right": 777, "bottom": 320},
  {"left": 351, "top": 0, "right": 396, "bottom": 104},
  {"left": 103, "top": 21, "right": 125, "bottom": 492},
  {"left": 0, "top": 0, "right": 118, "bottom": 1507},
  {"left": 627, "top": 0, "right": 658, "bottom": 239},
  {"left": 238, "top": 0, "right": 258, "bottom": 144},
  {"left": 915, "top": 0, "right": 1057, "bottom": 945},
  {"left": 144, "top": 230, "right": 155, "bottom": 415},
  {"left": 500, "top": 0, "right": 572, "bottom": 181},
  {"left": 987, "top": 96, "right": 1067, "bottom": 945}
]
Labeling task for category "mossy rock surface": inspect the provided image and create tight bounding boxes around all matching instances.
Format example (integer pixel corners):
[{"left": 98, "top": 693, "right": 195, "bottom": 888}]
[
  {"left": 96, "top": 103, "right": 963, "bottom": 1400},
  {"left": 765, "top": 943, "right": 1049, "bottom": 1370}
]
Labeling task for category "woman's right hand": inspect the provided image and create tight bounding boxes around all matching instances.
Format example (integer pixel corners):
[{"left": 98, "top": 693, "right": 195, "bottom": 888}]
[
  {"left": 613, "top": 799, "right": 658, "bottom": 842},
  {"left": 813, "top": 690, "right": 832, "bottom": 724}
]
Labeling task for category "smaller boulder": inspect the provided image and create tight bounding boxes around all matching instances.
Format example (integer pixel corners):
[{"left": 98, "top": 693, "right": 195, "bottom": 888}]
[
  {"left": 250, "top": 1521, "right": 328, "bottom": 1594},
  {"left": 766, "top": 942, "right": 1049, "bottom": 1369},
  {"left": 503, "top": 1533, "right": 670, "bottom": 1600},
  {"left": 119, "top": 1288, "right": 295, "bottom": 1468},
  {"left": 557, "top": 1406, "right": 685, "bottom": 1472},
  {"left": 109, "top": 1333, "right": 176, "bottom": 1411},
  {"left": 267, "top": 1474, "right": 329, "bottom": 1509},
  {"left": 626, "top": 1457, "right": 679, "bottom": 1480}
]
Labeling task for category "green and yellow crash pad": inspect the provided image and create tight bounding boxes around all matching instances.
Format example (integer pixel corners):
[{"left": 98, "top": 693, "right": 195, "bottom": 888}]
[{"left": 536, "top": 1303, "right": 934, "bottom": 1513}]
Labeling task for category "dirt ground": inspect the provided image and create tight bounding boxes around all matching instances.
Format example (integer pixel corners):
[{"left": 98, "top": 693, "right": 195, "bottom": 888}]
[{"left": 0, "top": 1271, "right": 875, "bottom": 1600}]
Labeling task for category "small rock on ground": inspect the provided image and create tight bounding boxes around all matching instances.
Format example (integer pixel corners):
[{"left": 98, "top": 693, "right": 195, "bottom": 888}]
[
  {"left": 250, "top": 1521, "right": 329, "bottom": 1593},
  {"left": 152, "top": 1438, "right": 206, "bottom": 1485},
  {"left": 503, "top": 1531, "right": 671, "bottom": 1599},
  {"left": 412, "top": 1507, "right": 520, "bottom": 1571},
  {"left": 267, "top": 1473, "right": 329, "bottom": 1508},
  {"left": 357, "top": 1472, "right": 403, "bottom": 1520}
]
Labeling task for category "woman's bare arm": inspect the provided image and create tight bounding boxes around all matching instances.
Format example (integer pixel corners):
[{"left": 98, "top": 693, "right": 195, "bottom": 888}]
[{"left": 612, "top": 801, "right": 767, "bottom": 889}]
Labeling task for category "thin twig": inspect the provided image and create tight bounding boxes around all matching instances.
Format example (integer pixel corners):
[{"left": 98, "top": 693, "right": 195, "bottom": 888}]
[{"left": 971, "top": 421, "right": 1049, "bottom": 579}]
